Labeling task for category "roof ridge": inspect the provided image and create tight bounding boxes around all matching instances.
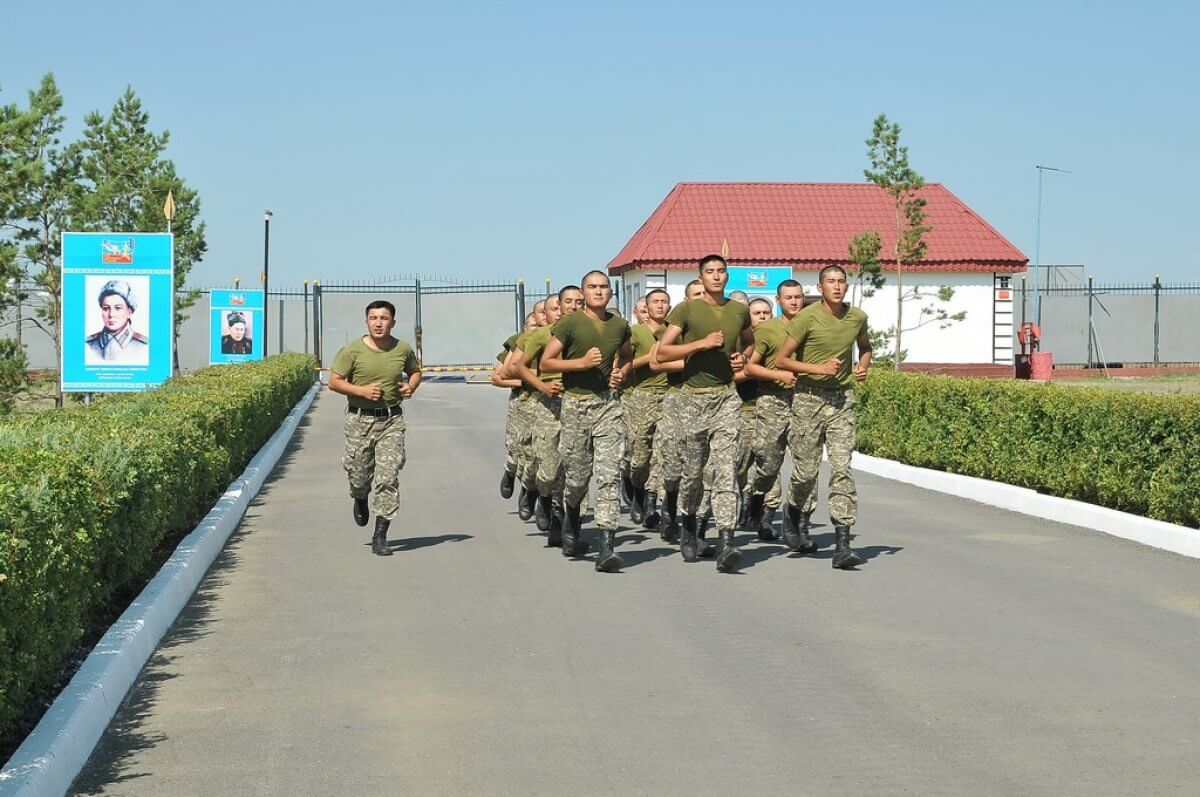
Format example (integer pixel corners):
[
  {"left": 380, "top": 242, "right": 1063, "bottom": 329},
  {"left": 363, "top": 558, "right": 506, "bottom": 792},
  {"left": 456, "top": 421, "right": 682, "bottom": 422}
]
[{"left": 673, "top": 181, "right": 946, "bottom": 188}]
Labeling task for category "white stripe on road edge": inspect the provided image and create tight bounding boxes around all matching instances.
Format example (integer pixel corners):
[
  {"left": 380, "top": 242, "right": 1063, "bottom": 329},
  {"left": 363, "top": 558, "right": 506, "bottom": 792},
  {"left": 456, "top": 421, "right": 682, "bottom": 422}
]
[
  {"left": 854, "top": 452, "right": 1200, "bottom": 559},
  {"left": 0, "top": 382, "right": 322, "bottom": 797}
]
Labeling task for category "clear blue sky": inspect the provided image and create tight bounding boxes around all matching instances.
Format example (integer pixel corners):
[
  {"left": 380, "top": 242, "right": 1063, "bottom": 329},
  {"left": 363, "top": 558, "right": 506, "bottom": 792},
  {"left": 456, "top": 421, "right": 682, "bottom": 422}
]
[{"left": 3, "top": 0, "right": 1197, "bottom": 288}]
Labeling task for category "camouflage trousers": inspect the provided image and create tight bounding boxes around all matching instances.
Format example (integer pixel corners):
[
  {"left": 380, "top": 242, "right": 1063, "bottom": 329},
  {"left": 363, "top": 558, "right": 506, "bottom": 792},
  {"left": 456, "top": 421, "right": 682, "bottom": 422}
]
[
  {"left": 656, "top": 389, "right": 710, "bottom": 514},
  {"left": 343, "top": 410, "right": 407, "bottom": 521},
  {"left": 560, "top": 392, "right": 625, "bottom": 531},
  {"left": 787, "top": 386, "right": 858, "bottom": 527},
  {"left": 527, "top": 392, "right": 564, "bottom": 509},
  {"left": 513, "top": 394, "right": 538, "bottom": 490},
  {"left": 678, "top": 386, "right": 741, "bottom": 529},
  {"left": 622, "top": 388, "right": 664, "bottom": 490},
  {"left": 503, "top": 391, "right": 520, "bottom": 476},
  {"left": 747, "top": 391, "right": 791, "bottom": 511}
]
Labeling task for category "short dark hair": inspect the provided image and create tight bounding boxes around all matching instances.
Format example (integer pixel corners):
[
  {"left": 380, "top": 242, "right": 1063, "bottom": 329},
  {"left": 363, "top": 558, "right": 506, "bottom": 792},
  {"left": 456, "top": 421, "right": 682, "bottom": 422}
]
[
  {"left": 365, "top": 300, "right": 396, "bottom": 318},
  {"left": 558, "top": 284, "right": 582, "bottom": 302},
  {"left": 819, "top": 264, "right": 848, "bottom": 282},
  {"left": 749, "top": 297, "right": 772, "bottom": 310},
  {"left": 581, "top": 269, "right": 610, "bottom": 286},
  {"left": 698, "top": 254, "right": 727, "bottom": 272},
  {"left": 776, "top": 279, "right": 802, "bottom": 296},
  {"left": 685, "top": 278, "right": 702, "bottom": 291},
  {"left": 645, "top": 288, "right": 669, "bottom": 301}
]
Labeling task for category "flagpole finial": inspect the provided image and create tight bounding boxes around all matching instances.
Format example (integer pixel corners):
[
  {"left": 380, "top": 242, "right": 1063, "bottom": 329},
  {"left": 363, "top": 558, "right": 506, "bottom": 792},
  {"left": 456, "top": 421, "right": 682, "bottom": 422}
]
[{"left": 720, "top": 238, "right": 729, "bottom": 259}]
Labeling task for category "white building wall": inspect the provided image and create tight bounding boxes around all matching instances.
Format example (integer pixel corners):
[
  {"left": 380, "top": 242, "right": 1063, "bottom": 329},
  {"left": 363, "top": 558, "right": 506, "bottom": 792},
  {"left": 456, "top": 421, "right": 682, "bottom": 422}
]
[{"left": 619, "top": 268, "right": 1003, "bottom": 364}]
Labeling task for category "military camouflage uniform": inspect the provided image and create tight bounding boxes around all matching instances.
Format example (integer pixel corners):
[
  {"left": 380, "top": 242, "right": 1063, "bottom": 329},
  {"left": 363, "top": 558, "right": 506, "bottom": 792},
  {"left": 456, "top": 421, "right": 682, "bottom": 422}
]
[
  {"left": 787, "top": 386, "right": 857, "bottom": 526},
  {"left": 529, "top": 393, "right": 564, "bottom": 509},
  {"left": 748, "top": 391, "right": 791, "bottom": 513},
  {"left": 657, "top": 388, "right": 711, "bottom": 514},
  {"left": 503, "top": 391, "right": 521, "bottom": 477},
  {"left": 622, "top": 388, "right": 663, "bottom": 491},
  {"left": 677, "top": 387, "right": 741, "bottom": 529},
  {"left": 560, "top": 393, "right": 625, "bottom": 531},
  {"left": 514, "top": 394, "right": 537, "bottom": 490},
  {"left": 343, "top": 412, "right": 408, "bottom": 521}
]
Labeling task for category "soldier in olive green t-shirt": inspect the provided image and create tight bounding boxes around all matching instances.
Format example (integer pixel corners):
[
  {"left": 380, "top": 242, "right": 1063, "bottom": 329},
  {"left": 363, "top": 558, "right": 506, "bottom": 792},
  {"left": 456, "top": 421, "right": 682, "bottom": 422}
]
[
  {"left": 328, "top": 300, "right": 422, "bottom": 556},
  {"left": 775, "top": 266, "right": 872, "bottom": 570},
  {"left": 492, "top": 330, "right": 525, "bottom": 500},
  {"left": 621, "top": 288, "right": 671, "bottom": 529}
]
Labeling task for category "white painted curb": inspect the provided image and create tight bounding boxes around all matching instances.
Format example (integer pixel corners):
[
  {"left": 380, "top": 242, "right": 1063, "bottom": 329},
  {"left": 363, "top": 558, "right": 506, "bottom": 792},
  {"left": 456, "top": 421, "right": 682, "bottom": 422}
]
[
  {"left": 854, "top": 452, "right": 1200, "bottom": 559},
  {"left": 0, "top": 382, "right": 321, "bottom": 797}
]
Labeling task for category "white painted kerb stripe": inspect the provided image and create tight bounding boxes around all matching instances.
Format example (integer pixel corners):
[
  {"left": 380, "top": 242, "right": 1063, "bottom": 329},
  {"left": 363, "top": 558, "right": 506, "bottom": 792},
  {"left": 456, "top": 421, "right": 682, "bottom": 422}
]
[
  {"left": 0, "top": 382, "right": 321, "bottom": 797},
  {"left": 854, "top": 452, "right": 1200, "bottom": 559}
]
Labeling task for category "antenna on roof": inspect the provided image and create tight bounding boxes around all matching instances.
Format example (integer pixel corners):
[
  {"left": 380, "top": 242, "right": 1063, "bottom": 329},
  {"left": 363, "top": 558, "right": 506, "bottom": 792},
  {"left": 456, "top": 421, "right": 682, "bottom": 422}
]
[{"left": 1033, "top": 164, "right": 1072, "bottom": 325}]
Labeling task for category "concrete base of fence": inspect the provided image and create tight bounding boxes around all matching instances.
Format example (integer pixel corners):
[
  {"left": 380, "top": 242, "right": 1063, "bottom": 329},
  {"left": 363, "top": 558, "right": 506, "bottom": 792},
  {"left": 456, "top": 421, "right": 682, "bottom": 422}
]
[
  {"left": 854, "top": 452, "right": 1200, "bottom": 559},
  {"left": 0, "top": 382, "right": 321, "bottom": 797}
]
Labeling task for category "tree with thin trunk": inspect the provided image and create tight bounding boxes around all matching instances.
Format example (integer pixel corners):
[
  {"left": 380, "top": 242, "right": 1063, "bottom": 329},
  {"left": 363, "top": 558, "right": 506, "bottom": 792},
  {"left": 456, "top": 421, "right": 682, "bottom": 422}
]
[
  {"left": 864, "top": 114, "right": 931, "bottom": 369},
  {"left": 847, "top": 229, "right": 883, "bottom": 307}
]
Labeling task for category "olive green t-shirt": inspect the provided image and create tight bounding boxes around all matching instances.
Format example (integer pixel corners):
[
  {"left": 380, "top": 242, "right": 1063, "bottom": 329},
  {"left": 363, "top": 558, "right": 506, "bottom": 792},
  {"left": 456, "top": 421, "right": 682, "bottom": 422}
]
[
  {"left": 520, "top": 325, "right": 561, "bottom": 384},
  {"left": 497, "top": 332, "right": 521, "bottom": 363},
  {"left": 513, "top": 329, "right": 540, "bottom": 396},
  {"left": 664, "top": 299, "right": 751, "bottom": 388},
  {"left": 753, "top": 316, "right": 795, "bottom": 395},
  {"left": 551, "top": 310, "right": 631, "bottom": 396},
  {"left": 331, "top": 337, "right": 420, "bottom": 409},
  {"left": 627, "top": 323, "right": 668, "bottom": 392},
  {"left": 785, "top": 302, "right": 869, "bottom": 389}
]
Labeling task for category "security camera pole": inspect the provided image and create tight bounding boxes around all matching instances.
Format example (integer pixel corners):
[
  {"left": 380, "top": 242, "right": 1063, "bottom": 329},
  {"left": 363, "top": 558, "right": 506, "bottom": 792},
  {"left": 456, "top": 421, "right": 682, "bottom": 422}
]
[{"left": 263, "top": 210, "right": 273, "bottom": 354}]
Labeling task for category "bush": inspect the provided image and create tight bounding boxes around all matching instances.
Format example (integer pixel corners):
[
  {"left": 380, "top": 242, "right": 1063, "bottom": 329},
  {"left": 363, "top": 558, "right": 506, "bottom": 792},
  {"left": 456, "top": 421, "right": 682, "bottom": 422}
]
[
  {"left": 856, "top": 370, "right": 1200, "bottom": 528},
  {"left": 0, "top": 354, "right": 315, "bottom": 740}
]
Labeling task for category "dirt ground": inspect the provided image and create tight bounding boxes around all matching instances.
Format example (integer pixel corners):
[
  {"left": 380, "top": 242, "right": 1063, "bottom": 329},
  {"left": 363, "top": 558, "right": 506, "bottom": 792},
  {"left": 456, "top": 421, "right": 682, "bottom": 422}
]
[{"left": 1056, "top": 374, "right": 1200, "bottom": 395}]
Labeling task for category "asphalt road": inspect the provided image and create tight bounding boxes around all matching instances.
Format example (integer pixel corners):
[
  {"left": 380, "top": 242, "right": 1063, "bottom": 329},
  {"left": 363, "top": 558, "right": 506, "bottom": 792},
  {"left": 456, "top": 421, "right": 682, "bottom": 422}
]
[{"left": 71, "top": 384, "right": 1200, "bottom": 796}]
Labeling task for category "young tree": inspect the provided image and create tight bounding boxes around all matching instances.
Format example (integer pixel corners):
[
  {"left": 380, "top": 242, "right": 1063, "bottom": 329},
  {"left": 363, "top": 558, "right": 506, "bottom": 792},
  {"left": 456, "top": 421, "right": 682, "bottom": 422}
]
[
  {"left": 74, "top": 87, "right": 206, "bottom": 373},
  {"left": 864, "top": 114, "right": 932, "bottom": 368},
  {"left": 847, "top": 229, "right": 883, "bottom": 306}
]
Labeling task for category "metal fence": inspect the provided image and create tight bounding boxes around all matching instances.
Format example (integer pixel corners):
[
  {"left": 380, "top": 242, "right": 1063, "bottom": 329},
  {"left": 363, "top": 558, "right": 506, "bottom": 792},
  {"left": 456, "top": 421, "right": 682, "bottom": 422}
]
[{"left": 1016, "top": 277, "right": 1200, "bottom": 366}]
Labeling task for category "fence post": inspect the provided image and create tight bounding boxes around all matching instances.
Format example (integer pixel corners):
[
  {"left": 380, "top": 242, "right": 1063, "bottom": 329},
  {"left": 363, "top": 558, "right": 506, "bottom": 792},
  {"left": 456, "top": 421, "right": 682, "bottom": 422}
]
[
  {"left": 414, "top": 278, "right": 424, "bottom": 363},
  {"left": 1153, "top": 274, "right": 1161, "bottom": 364},
  {"left": 1086, "top": 276, "right": 1094, "bottom": 368},
  {"left": 303, "top": 280, "right": 310, "bottom": 354},
  {"left": 517, "top": 280, "right": 526, "bottom": 332},
  {"left": 313, "top": 281, "right": 323, "bottom": 368},
  {"left": 277, "top": 294, "right": 284, "bottom": 355},
  {"left": 544, "top": 277, "right": 551, "bottom": 299}
]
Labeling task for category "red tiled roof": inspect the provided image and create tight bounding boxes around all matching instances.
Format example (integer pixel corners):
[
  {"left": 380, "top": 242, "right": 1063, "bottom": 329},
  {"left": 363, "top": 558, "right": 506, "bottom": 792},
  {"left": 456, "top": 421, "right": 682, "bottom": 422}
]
[{"left": 606, "top": 182, "right": 1027, "bottom": 274}]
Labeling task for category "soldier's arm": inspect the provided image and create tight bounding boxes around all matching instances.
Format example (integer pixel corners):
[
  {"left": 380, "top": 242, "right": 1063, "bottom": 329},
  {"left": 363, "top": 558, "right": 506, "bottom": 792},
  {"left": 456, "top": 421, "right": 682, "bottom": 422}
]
[
  {"left": 330, "top": 371, "right": 381, "bottom": 401},
  {"left": 777, "top": 333, "right": 840, "bottom": 377},
  {"left": 648, "top": 342, "right": 684, "bottom": 373},
  {"left": 854, "top": 327, "right": 873, "bottom": 381},
  {"left": 541, "top": 336, "right": 600, "bottom": 373},
  {"left": 490, "top": 362, "right": 522, "bottom": 389},
  {"left": 515, "top": 346, "right": 560, "bottom": 397},
  {"left": 656, "top": 323, "right": 717, "bottom": 363}
]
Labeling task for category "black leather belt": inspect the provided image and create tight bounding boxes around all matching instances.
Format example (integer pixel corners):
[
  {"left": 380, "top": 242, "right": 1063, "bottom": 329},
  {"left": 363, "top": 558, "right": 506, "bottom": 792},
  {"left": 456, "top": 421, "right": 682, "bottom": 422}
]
[{"left": 347, "top": 404, "right": 403, "bottom": 417}]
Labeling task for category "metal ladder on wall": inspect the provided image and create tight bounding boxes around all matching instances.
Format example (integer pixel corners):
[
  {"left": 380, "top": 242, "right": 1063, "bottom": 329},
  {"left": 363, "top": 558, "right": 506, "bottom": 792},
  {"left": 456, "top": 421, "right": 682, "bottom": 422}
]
[{"left": 993, "top": 275, "right": 1015, "bottom": 364}]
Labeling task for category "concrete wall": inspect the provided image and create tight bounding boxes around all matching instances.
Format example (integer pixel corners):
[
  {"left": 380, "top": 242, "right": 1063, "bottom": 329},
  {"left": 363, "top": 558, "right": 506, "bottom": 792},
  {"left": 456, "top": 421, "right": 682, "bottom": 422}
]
[{"left": 1031, "top": 292, "right": 1200, "bottom": 365}]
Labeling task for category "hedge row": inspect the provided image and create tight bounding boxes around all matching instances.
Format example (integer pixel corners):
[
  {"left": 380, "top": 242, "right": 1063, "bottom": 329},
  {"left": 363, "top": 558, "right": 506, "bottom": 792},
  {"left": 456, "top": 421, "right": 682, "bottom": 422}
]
[
  {"left": 855, "top": 371, "right": 1200, "bottom": 528},
  {"left": 0, "top": 354, "right": 316, "bottom": 739}
]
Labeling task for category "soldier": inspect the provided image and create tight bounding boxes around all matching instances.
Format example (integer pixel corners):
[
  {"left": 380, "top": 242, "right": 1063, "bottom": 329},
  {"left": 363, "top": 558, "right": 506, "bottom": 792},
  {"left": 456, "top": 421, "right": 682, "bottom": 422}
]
[
  {"left": 652, "top": 278, "right": 703, "bottom": 543},
  {"left": 743, "top": 279, "right": 806, "bottom": 543},
  {"left": 85, "top": 279, "right": 149, "bottom": 364},
  {"left": 511, "top": 288, "right": 582, "bottom": 545},
  {"left": 497, "top": 312, "right": 540, "bottom": 517},
  {"left": 328, "top": 300, "right": 422, "bottom": 556},
  {"left": 506, "top": 305, "right": 550, "bottom": 522},
  {"left": 633, "top": 297, "right": 649, "bottom": 324},
  {"left": 733, "top": 298, "right": 776, "bottom": 534},
  {"left": 657, "top": 255, "right": 754, "bottom": 573},
  {"left": 541, "top": 270, "right": 632, "bottom": 572},
  {"left": 622, "top": 288, "right": 671, "bottom": 530},
  {"left": 775, "top": 265, "right": 872, "bottom": 569},
  {"left": 492, "top": 321, "right": 530, "bottom": 500}
]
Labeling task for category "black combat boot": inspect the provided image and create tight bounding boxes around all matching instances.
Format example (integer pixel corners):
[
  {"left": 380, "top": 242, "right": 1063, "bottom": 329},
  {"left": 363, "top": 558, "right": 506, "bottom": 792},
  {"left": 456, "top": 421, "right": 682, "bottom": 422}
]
[
  {"left": 832, "top": 526, "right": 862, "bottom": 569},
  {"left": 595, "top": 530, "right": 624, "bottom": 573},
  {"left": 744, "top": 493, "right": 766, "bottom": 538},
  {"left": 679, "top": 514, "right": 699, "bottom": 562},
  {"left": 641, "top": 492, "right": 659, "bottom": 530},
  {"left": 697, "top": 514, "right": 715, "bottom": 559},
  {"left": 500, "top": 470, "right": 515, "bottom": 499},
  {"left": 372, "top": 517, "right": 392, "bottom": 556},
  {"left": 660, "top": 489, "right": 681, "bottom": 543},
  {"left": 534, "top": 494, "right": 552, "bottom": 532},
  {"left": 353, "top": 497, "right": 369, "bottom": 527},
  {"left": 517, "top": 487, "right": 532, "bottom": 520},
  {"left": 758, "top": 505, "right": 778, "bottom": 542},
  {"left": 561, "top": 504, "right": 589, "bottom": 558},
  {"left": 781, "top": 505, "right": 817, "bottom": 553},
  {"left": 715, "top": 529, "right": 744, "bottom": 573},
  {"left": 621, "top": 473, "right": 635, "bottom": 507},
  {"left": 546, "top": 506, "right": 563, "bottom": 548},
  {"left": 630, "top": 486, "right": 645, "bottom": 525}
]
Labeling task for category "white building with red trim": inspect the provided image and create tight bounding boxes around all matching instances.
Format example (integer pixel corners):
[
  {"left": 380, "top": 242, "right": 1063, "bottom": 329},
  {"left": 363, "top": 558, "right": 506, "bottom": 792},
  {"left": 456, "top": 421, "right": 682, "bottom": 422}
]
[{"left": 606, "top": 182, "right": 1028, "bottom": 364}]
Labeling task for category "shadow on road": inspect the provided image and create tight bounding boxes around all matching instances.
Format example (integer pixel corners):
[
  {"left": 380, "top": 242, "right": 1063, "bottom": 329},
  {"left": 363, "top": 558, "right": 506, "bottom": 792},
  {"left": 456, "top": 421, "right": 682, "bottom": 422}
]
[{"left": 378, "top": 533, "right": 473, "bottom": 552}]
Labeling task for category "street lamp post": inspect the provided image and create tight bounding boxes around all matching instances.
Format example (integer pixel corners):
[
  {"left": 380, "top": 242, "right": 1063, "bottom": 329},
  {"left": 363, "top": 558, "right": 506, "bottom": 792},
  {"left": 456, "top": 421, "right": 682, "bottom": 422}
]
[{"left": 263, "top": 210, "right": 273, "bottom": 354}]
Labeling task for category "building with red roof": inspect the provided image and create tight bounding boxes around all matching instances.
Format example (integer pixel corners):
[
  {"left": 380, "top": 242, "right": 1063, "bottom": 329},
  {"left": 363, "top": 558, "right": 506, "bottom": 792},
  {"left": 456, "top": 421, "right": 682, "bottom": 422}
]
[{"left": 607, "top": 182, "right": 1028, "bottom": 364}]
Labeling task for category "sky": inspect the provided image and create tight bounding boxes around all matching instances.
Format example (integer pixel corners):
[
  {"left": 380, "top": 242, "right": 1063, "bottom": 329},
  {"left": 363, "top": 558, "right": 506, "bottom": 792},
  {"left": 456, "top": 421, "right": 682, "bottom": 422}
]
[{"left": 3, "top": 0, "right": 1197, "bottom": 289}]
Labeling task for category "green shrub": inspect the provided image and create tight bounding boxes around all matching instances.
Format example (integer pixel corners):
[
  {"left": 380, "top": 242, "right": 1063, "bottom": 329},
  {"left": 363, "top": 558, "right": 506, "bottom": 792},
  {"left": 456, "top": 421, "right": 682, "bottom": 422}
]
[
  {"left": 856, "top": 371, "right": 1200, "bottom": 528},
  {"left": 0, "top": 354, "right": 315, "bottom": 740}
]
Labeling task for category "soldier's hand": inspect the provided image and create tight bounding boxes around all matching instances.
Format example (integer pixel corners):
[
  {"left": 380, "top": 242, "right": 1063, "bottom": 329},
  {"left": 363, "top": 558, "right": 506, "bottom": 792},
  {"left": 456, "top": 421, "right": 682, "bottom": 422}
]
[
  {"left": 818, "top": 358, "right": 842, "bottom": 376},
  {"left": 702, "top": 331, "right": 724, "bottom": 350},
  {"left": 854, "top": 362, "right": 869, "bottom": 382},
  {"left": 609, "top": 368, "right": 625, "bottom": 389},
  {"left": 543, "top": 381, "right": 563, "bottom": 397},
  {"left": 777, "top": 370, "right": 797, "bottom": 388},
  {"left": 729, "top": 351, "right": 747, "bottom": 372},
  {"left": 361, "top": 382, "right": 383, "bottom": 401},
  {"left": 398, "top": 382, "right": 414, "bottom": 399},
  {"left": 583, "top": 347, "right": 603, "bottom": 368}
]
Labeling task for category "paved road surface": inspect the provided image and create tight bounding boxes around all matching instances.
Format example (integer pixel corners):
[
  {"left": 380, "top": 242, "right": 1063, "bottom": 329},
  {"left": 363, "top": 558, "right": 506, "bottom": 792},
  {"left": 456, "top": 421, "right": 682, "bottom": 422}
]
[{"left": 72, "top": 385, "right": 1200, "bottom": 795}]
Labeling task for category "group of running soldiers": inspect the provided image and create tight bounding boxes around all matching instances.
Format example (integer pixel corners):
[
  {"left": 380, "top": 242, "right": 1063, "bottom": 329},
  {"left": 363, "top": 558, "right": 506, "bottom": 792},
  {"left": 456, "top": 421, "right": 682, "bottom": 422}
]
[{"left": 491, "top": 254, "right": 872, "bottom": 574}]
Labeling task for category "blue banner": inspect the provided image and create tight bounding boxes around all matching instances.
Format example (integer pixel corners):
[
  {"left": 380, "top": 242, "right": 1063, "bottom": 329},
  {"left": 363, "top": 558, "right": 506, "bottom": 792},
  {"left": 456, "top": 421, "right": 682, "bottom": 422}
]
[
  {"left": 61, "top": 232, "right": 174, "bottom": 392},
  {"left": 726, "top": 266, "right": 795, "bottom": 295},
  {"left": 210, "top": 290, "right": 265, "bottom": 364}
]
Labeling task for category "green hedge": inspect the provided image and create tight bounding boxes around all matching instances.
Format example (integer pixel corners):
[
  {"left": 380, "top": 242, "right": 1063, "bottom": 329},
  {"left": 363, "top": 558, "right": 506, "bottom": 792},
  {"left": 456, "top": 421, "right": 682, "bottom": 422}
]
[
  {"left": 0, "top": 354, "right": 315, "bottom": 739},
  {"left": 856, "top": 371, "right": 1200, "bottom": 528}
]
